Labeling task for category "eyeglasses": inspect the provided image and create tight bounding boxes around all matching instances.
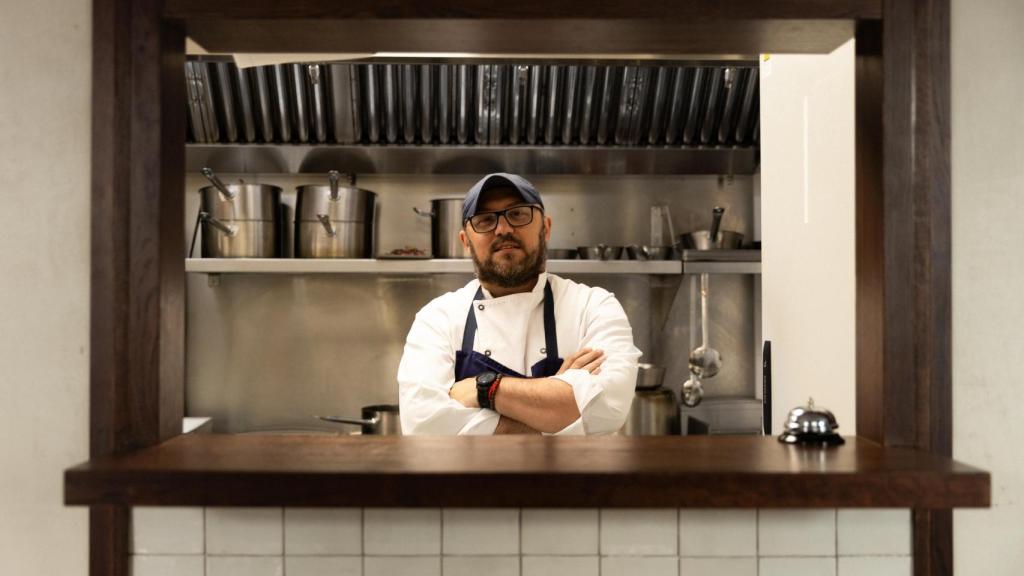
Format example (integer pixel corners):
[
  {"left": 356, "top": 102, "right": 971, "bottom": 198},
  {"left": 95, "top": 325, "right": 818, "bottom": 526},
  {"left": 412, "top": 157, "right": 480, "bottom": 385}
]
[{"left": 466, "top": 204, "right": 541, "bottom": 233}]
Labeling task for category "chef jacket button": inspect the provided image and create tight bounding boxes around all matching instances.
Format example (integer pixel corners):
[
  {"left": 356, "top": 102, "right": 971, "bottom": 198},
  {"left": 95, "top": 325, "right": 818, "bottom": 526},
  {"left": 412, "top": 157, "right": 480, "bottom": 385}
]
[
  {"left": 477, "top": 304, "right": 485, "bottom": 310},
  {"left": 540, "top": 348, "right": 547, "bottom": 354},
  {"left": 484, "top": 350, "right": 492, "bottom": 356}
]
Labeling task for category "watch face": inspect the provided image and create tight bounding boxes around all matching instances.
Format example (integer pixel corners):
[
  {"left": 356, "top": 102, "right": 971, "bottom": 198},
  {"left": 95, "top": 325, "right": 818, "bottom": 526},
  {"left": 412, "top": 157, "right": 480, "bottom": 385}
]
[{"left": 477, "top": 371, "right": 497, "bottom": 386}]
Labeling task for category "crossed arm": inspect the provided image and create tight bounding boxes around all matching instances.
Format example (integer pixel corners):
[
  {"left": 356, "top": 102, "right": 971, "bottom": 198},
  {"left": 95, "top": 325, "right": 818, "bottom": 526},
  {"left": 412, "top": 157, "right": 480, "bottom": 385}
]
[{"left": 448, "top": 348, "right": 606, "bottom": 434}]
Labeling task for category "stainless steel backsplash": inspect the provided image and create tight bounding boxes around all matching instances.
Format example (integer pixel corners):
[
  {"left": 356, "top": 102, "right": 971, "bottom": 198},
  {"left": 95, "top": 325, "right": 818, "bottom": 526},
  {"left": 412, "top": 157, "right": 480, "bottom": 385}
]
[{"left": 185, "top": 173, "right": 757, "bottom": 432}]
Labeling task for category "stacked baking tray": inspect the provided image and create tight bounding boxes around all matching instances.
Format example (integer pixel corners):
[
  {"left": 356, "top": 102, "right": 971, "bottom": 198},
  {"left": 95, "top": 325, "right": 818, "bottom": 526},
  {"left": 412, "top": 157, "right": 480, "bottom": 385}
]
[{"left": 185, "top": 61, "right": 759, "bottom": 148}]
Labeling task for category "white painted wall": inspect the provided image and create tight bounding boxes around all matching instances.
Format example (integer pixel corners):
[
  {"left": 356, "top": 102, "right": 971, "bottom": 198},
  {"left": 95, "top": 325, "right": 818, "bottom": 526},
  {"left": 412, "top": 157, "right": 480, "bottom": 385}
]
[
  {"left": 759, "top": 40, "right": 857, "bottom": 434},
  {"left": 0, "top": 0, "right": 91, "bottom": 574},
  {"left": 951, "top": 0, "right": 1024, "bottom": 573}
]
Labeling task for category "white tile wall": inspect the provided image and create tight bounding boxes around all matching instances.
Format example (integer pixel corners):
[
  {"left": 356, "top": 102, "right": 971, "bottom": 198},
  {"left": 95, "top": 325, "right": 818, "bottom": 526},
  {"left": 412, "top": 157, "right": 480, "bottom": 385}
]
[
  {"left": 837, "top": 509, "right": 912, "bottom": 556},
  {"left": 838, "top": 556, "right": 912, "bottom": 576},
  {"left": 285, "top": 508, "right": 362, "bottom": 555},
  {"left": 758, "top": 509, "right": 836, "bottom": 557},
  {"left": 285, "top": 556, "right": 362, "bottom": 576},
  {"left": 130, "top": 506, "right": 912, "bottom": 575},
  {"left": 603, "top": 555, "right": 677, "bottom": 576},
  {"left": 132, "top": 555, "right": 204, "bottom": 576},
  {"left": 521, "top": 509, "right": 599, "bottom": 555},
  {"left": 364, "top": 508, "right": 441, "bottom": 555},
  {"left": 442, "top": 509, "right": 520, "bottom": 555},
  {"left": 679, "top": 509, "right": 757, "bottom": 557},
  {"left": 679, "top": 557, "right": 758, "bottom": 576},
  {"left": 600, "top": 509, "right": 678, "bottom": 556},
  {"left": 206, "top": 555, "right": 284, "bottom": 576},
  {"left": 365, "top": 556, "right": 441, "bottom": 576},
  {"left": 132, "top": 507, "right": 204, "bottom": 554},
  {"left": 760, "top": 557, "right": 837, "bottom": 576},
  {"left": 522, "top": 555, "right": 600, "bottom": 576},
  {"left": 443, "top": 555, "right": 519, "bottom": 576},
  {"left": 206, "top": 508, "right": 284, "bottom": 556}
]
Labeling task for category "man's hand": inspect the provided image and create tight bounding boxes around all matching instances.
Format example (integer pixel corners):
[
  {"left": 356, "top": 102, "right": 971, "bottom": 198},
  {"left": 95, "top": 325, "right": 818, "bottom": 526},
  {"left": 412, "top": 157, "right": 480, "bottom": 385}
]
[
  {"left": 449, "top": 376, "right": 479, "bottom": 408},
  {"left": 557, "top": 347, "right": 606, "bottom": 376}
]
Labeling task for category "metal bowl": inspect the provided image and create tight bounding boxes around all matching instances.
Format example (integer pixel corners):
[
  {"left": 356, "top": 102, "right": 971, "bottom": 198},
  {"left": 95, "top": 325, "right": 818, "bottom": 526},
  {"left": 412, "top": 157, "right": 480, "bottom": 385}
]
[
  {"left": 679, "top": 230, "right": 745, "bottom": 250},
  {"left": 577, "top": 245, "right": 624, "bottom": 260},
  {"left": 547, "top": 248, "right": 578, "bottom": 259},
  {"left": 626, "top": 245, "right": 673, "bottom": 261}
]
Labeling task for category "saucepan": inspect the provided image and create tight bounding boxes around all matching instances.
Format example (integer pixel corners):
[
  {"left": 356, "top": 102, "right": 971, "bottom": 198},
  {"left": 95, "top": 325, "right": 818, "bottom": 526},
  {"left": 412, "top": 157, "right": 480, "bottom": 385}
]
[{"left": 317, "top": 404, "right": 402, "bottom": 435}]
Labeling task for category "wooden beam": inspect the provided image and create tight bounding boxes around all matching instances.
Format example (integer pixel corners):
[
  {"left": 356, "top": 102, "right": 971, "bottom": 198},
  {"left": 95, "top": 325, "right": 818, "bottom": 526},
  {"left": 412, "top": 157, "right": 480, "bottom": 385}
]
[
  {"left": 164, "top": 0, "right": 883, "bottom": 20},
  {"left": 856, "top": 0, "right": 952, "bottom": 573},
  {"left": 90, "top": 0, "right": 186, "bottom": 573},
  {"left": 180, "top": 18, "right": 858, "bottom": 55}
]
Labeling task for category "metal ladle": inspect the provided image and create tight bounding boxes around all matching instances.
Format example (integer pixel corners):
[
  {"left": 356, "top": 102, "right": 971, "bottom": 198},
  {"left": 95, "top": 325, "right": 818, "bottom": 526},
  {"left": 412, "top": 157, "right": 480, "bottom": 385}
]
[
  {"left": 688, "top": 273, "right": 722, "bottom": 379},
  {"left": 682, "top": 374, "right": 703, "bottom": 407}
]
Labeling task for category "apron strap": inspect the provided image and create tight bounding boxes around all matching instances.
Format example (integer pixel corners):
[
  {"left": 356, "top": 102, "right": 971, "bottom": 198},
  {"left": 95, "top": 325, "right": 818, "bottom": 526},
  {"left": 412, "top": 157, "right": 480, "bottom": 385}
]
[
  {"left": 460, "top": 281, "right": 558, "bottom": 361},
  {"left": 542, "top": 281, "right": 558, "bottom": 361},
  {"left": 460, "top": 286, "right": 485, "bottom": 354}
]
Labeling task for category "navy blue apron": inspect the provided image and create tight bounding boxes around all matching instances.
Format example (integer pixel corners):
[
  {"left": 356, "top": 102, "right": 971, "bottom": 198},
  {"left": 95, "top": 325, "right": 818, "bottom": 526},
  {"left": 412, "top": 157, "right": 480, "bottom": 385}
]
[{"left": 454, "top": 281, "right": 563, "bottom": 380}]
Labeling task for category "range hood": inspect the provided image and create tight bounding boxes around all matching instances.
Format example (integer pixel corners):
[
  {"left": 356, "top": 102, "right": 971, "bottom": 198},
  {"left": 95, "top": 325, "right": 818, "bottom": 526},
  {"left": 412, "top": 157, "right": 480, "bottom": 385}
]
[{"left": 186, "top": 59, "right": 759, "bottom": 175}]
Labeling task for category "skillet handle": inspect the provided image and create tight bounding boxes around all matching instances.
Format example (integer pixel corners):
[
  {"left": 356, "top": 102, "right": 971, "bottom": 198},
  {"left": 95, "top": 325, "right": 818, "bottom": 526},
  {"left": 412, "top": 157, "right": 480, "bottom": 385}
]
[{"left": 317, "top": 415, "right": 380, "bottom": 426}]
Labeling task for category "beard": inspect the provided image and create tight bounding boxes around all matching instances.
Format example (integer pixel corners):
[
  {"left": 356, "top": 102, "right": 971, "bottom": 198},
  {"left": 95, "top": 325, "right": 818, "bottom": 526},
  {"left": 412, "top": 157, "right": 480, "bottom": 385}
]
[{"left": 469, "top": 227, "right": 547, "bottom": 289}]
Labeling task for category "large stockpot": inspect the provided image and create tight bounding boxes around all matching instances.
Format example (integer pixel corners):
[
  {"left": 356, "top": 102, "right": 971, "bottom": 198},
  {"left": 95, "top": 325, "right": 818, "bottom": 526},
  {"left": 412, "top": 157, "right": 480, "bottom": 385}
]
[
  {"left": 295, "top": 171, "right": 376, "bottom": 258},
  {"left": 414, "top": 198, "right": 468, "bottom": 259},
  {"left": 199, "top": 168, "right": 282, "bottom": 258}
]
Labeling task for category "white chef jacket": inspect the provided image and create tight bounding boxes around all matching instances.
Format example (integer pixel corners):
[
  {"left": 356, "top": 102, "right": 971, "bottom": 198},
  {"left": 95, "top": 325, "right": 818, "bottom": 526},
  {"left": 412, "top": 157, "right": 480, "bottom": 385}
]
[{"left": 397, "top": 272, "right": 641, "bottom": 435}]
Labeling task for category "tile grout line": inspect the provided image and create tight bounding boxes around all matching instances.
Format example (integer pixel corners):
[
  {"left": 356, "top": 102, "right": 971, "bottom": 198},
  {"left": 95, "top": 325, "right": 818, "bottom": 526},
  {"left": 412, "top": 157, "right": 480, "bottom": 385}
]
[
  {"left": 518, "top": 507, "right": 523, "bottom": 576},
  {"left": 755, "top": 508, "right": 760, "bottom": 576},
  {"left": 203, "top": 507, "right": 208, "bottom": 576},
  {"left": 361, "top": 508, "right": 366, "bottom": 576},
  {"left": 834, "top": 508, "right": 839, "bottom": 576}
]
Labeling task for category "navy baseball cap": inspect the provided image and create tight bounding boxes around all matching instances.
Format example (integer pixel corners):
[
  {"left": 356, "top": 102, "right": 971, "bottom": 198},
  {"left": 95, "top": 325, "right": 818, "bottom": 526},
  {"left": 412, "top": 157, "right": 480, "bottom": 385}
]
[{"left": 462, "top": 173, "right": 544, "bottom": 222}]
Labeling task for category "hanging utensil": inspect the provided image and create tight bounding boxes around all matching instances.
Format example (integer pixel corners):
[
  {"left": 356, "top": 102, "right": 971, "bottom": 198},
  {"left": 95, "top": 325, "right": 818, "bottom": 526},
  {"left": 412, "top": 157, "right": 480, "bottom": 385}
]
[
  {"left": 681, "top": 374, "right": 703, "bottom": 407},
  {"left": 688, "top": 273, "right": 722, "bottom": 378}
]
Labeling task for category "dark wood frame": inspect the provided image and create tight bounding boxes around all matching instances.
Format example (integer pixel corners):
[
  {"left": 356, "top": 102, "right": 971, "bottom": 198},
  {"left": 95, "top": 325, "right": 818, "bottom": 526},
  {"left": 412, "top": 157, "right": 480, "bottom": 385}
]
[{"left": 89, "top": 0, "right": 951, "bottom": 574}]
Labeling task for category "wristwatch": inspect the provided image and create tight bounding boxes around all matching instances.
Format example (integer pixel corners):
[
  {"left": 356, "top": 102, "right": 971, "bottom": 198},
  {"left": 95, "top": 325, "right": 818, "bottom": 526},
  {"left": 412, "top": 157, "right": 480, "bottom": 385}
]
[{"left": 476, "top": 371, "right": 500, "bottom": 409}]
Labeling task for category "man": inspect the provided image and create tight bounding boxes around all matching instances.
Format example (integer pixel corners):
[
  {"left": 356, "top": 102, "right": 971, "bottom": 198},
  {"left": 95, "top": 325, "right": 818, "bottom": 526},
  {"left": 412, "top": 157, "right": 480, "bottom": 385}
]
[{"left": 398, "top": 173, "right": 640, "bottom": 435}]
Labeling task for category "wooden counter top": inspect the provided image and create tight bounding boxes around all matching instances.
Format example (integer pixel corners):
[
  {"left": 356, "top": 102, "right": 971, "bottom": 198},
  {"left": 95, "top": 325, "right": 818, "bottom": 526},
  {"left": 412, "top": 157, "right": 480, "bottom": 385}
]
[{"left": 64, "top": 435, "right": 988, "bottom": 508}]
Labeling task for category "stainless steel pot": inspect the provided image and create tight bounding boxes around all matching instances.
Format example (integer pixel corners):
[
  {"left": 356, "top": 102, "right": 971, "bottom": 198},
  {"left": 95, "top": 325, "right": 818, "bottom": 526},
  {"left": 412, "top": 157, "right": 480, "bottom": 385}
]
[
  {"left": 318, "top": 404, "right": 402, "bottom": 435},
  {"left": 414, "top": 198, "right": 468, "bottom": 259},
  {"left": 199, "top": 167, "right": 281, "bottom": 258},
  {"left": 295, "top": 171, "right": 377, "bottom": 258},
  {"left": 635, "top": 363, "right": 667, "bottom": 390},
  {"left": 680, "top": 206, "right": 744, "bottom": 250},
  {"left": 621, "top": 389, "right": 680, "bottom": 436}
]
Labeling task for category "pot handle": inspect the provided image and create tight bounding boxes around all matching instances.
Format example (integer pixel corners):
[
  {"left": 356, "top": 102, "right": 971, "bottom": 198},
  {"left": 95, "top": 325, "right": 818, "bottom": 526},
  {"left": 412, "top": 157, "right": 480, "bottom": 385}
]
[
  {"left": 317, "top": 415, "right": 381, "bottom": 426},
  {"left": 412, "top": 207, "right": 435, "bottom": 218},
  {"left": 316, "top": 213, "right": 337, "bottom": 237},
  {"left": 199, "top": 211, "right": 237, "bottom": 237},
  {"left": 709, "top": 206, "right": 725, "bottom": 244},
  {"left": 328, "top": 170, "right": 341, "bottom": 201},
  {"left": 202, "top": 167, "right": 236, "bottom": 201}
]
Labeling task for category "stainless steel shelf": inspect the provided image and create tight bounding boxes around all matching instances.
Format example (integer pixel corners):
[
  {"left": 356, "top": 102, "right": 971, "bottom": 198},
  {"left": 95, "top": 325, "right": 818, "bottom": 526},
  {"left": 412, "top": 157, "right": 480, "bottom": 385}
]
[
  {"left": 680, "top": 249, "right": 761, "bottom": 274},
  {"left": 185, "top": 258, "right": 684, "bottom": 275},
  {"left": 186, "top": 144, "right": 759, "bottom": 176}
]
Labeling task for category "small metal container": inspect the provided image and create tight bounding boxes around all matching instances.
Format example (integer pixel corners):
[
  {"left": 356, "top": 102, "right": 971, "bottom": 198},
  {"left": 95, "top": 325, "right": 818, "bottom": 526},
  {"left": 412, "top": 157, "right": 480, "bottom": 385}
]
[
  {"left": 626, "top": 245, "right": 673, "bottom": 261},
  {"left": 295, "top": 171, "right": 376, "bottom": 258},
  {"left": 679, "top": 230, "right": 745, "bottom": 250},
  {"left": 635, "top": 363, "right": 666, "bottom": 390},
  {"left": 577, "top": 245, "right": 624, "bottom": 260},
  {"left": 622, "top": 388, "right": 679, "bottom": 436},
  {"left": 198, "top": 168, "right": 282, "bottom": 258},
  {"left": 546, "top": 248, "right": 578, "bottom": 260}
]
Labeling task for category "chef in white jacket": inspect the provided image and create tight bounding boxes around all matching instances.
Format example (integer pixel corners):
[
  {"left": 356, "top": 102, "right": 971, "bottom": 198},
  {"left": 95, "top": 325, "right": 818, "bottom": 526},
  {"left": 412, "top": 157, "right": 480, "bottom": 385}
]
[{"left": 398, "top": 173, "right": 641, "bottom": 435}]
